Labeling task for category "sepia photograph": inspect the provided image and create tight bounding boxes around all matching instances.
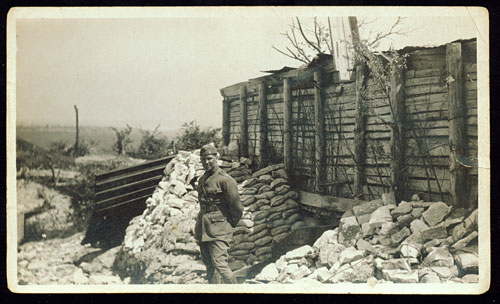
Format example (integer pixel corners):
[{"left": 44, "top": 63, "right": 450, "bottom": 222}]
[{"left": 6, "top": 6, "right": 490, "bottom": 294}]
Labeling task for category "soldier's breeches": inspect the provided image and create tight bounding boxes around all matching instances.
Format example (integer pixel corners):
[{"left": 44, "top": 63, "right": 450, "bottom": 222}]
[{"left": 199, "top": 240, "right": 237, "bottom": 284}]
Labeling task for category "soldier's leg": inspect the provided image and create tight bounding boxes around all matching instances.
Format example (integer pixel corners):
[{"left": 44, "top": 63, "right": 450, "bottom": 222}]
[
  {"left": 198, "top": 241, "right": 215, "bottom": 283},
  {"left": 208, "top": 239, "right": 238, "bottom": 284}
]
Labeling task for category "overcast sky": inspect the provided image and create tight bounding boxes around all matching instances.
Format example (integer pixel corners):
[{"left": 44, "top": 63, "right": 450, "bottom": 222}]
[{"left": 11, "top": 7, "right": 486, "bottom": 131}]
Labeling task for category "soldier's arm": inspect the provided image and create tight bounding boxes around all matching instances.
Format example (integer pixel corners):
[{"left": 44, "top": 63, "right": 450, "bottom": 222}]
[{"left": 222, "top": 177, "right": 243, "bottom": 226}]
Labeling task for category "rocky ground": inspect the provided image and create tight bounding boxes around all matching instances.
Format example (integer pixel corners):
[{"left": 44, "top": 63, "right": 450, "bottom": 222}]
[{"left": 17, "top": 232, "right": 125, "bottom": 285}]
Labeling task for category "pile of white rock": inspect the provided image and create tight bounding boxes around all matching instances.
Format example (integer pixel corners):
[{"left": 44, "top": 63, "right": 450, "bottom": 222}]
[
  {"left": 228, "top": 164, "right": 305, "bottom": 272},
  {"left": 249, "top": 194, "right": 479, "bottom": 284},
  {"left": 113, "top": 150, "right": 207, "bottom": 284}
]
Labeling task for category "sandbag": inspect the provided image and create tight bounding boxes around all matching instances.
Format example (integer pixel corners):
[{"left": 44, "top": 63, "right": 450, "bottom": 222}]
[
  {"left": 275, "top": 184, "right": 291, "bottom": 196},
  {"left": 229, "top": 249, "right": 250, "bottom": 256},
  {"left": 258, "top": 174, "right": 274, "bottom": 184},
  {"left": 284, "top": 213, "right": 301, "bottom": 225},
  {"left": 256, "top": 253, "right": 273, "bottom": 261},
  {"left": 248, "top": 223, "right": 268, "bottom": 236},
  {"left": 290, "top": 220, "right": 305, "bottom": 231},
  {"left": 254, "top": 246, "right": 273, "bottom": 256},
  {"left": 268, "top": 219, "right": 285, "bottom": 228},
  {"left": 231, "top": 241, "right": 255, "bottom": 251},
  {"left": 270, "top": 195, "right": 287, "bottom": 207},
  {"left": 255, "top": 191, "right": 275, "bottom": 200},
  {"left": 247, "top": 228, "right": 270, "bottom": 242},
  {"left": 246, "top": 254, "right": 257, "bottom": 265},
  {"left": 259, "top": 205, "right": 271, "bottom": 211},
  {"left": 232, "top": 233, "right": 249, "bottom": 244},
  {"left": 241, "top": 188, "right": 258, "bottom": 195},
  {"left": 282, "top": 208, "right": 299, "bottom": 220},
  {"left": 271, "top": 169, "right": 288, "bottom": 179},
  {"left": 267, "top": 212, "right": 282, "bottom": 222},
  {"left": 258, "top": 185, "right": 272, "bottom": 194},
  {"left": 255, "top": 235, "right": 273, "bottom": 247},
  {"left": 284, "top": 190, "right": 299, "bottom": 200},
  {"left": 271, "top": 225, "right": 290, "bottom": 236},
  {"left": 241, "top": 195, "right": 257, "bottom": 206},
  {"left": 255, "top": 199, "right": 270, "bottom": 209},
  {"left": 233, "top": 226, "right": 250, "bottom": 235},
  {"left": 272, "top": 232, "right": 289, "bottom": 244},
  {"left": 270, "top": 178, "right": 288, "bottom": 190},
  {"left": 241, "top": 178, "right": 259, "bottom": 188},
  {"left": 253, "top": 210, "right": 270, "bottom": 222}
]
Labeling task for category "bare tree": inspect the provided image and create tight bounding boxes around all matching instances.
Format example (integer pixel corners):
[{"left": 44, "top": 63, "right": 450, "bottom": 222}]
[
  {"left": 273, "top": 16, "right": 408, "bottom": 66},
  {"left": 111, "top": 124, "right": 133, "bottom": 155}
]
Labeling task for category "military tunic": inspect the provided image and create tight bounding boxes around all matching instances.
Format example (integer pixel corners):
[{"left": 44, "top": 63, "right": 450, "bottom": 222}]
[{"left": 194, "top": 167, "right": 243, "bottom": 283}]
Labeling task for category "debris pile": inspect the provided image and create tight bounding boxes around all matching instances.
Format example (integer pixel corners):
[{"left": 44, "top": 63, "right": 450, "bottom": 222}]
[
  {"left": 228, "top": 164, "right": 305, "bottom": 272},
  {"left": 249, "top": 194, "right": 479, "bottom": 284},
  {"left": 113, "top": 150, "right": 206, "bottom": 284}
]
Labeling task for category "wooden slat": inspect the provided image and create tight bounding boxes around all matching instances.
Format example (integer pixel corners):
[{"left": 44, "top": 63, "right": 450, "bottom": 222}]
[
  {"left": 95, "top": 175, "right": 163, "bottom": 202},
  {"left": 95, "top": 156, "right": 173, "bottom": 182}
]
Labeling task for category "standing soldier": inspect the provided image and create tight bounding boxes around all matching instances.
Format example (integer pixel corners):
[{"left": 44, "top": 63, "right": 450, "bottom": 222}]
[{"left": 194, "top": 144, "right": 243, "bottom": 284}]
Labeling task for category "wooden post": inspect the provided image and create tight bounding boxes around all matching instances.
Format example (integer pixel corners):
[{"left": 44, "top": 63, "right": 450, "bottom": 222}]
[
  {"left": 389, "top": 66, "right": 406, "bottom": 203},
  {"left": 222, "top": 97, "right": 231, "bottom": 146},
  {"left": 258, "top": 82, "right": 268, "bottom": 168},
  {"left": 283, "top": 78, "right": 293, "bottom": 175},
  {"left": 447, "top": 42, "right": 467, "bottom": 208},
  {"left": 314, "top": 70, "right": 326, "bottom": 193},
  {"left": 354, "top": 63, "right": 366, "bottom": 199},
  {"left": 239, "top": 86, "right": 248, "bottom": 157},
  {"left": 74, "top": 105, "right": 79, "bottom": 157}
]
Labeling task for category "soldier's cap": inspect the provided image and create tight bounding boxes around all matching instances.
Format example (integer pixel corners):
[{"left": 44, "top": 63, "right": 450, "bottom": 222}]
[{"left": 200, "top": 144, "right": 218, "bottom": 156}]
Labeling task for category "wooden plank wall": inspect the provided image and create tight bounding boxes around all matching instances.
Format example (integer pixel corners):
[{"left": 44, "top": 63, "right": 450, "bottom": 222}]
[{"left": 221, "top": 39, "right": 477, "bottom": 206}]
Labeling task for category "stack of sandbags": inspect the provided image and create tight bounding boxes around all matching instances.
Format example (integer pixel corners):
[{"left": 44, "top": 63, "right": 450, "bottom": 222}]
[
  {"left": 227, "top": 164, "right": 305, "bottom": 272},
  {"left": 249, "top": 194, "right": 479, "bottom": 284},
  {"left": 218, "top": 156, "right": 253, "bottom": 183}
]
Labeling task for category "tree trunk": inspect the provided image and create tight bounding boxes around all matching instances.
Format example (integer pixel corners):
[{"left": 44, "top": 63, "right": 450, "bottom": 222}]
[{"left": 74, "top": 105, "right": 79, "bottom": 157}]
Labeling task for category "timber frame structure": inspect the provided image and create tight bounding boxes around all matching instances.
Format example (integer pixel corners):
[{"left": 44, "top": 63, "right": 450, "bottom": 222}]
[{"left": 220, "top": 38, "right": 478, "bottom": 208}]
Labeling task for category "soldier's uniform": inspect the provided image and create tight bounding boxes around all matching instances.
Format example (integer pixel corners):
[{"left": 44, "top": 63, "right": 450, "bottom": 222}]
[{"left": 194, "top": 146, "right": 243, "bottom": 284}]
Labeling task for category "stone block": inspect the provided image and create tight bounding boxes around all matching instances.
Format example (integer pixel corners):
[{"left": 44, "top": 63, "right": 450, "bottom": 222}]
[
  {"left": 375, "top": 258, "right": 411, "bottom": 271},
  {"left": 356, "top": 213, "right": 372, "bottom": 225},
  {"left": 255, "top": 263, "right": 279, "bottom": 282},
  {"left": 454, "top": 252, "right": 479, "bottom": 273},
  {"left": 391, "top": 227, "right": 410, "bottom": 245},
  {"left": 461, "top": 274, "right": 479, "bottom": 283},
  {"left": 430, "top": 266, "right": 459, "bottom": 279},
  {"left": 410, "top": 219, "right": 429, "bottom": 234},
  {"left": 421, "top": 226, "right": 448, "bottom": 240},
  {"left": 339, "top": 247, "right": 365, "bottom": 266},
  {"left": 338, "top": 216, "right": 361, "bottom": 247},
  {"left": 425, "top": 247, "right": 455, "bottom": 267},
  {"left": 352, "top": 200, "right": 384, "bottom": 217},
  {"left": 420, "top": 273, "right": 441, "bottom": 283},
  {"left": 422, "top": 202, "right": 451, "bottom": 227},
  {"left": 411, "top": 207, "right": 424, "bottom": 219},
  {"left": 391, "top": 202, "right": 413, "bottom": 218},
  {"left": 379, "top": 222, "right": 399, "bottom": 236},
  {"left": 361, "top": 222, "right": 376, "bottom": 236},
  {"left": 381, "top": 192, "right": 396, "bottom": 206},
  {"left": 397, "top": 214, "right": 414, "bottom": 227},
  {"left": 356, "top": 238, "right": 375, "bottom": 252},
  {"left": 285, "top": 245, "right": 313, "bottom": 261},
  {"left": 318, "top": 243, "right": 345, "bottom": 267},
  {"left": 382, "top": 269, "right": 419, "bottom": 283},
  {"left": 368, "top": 206, "right": 393, "bottom": 227}
]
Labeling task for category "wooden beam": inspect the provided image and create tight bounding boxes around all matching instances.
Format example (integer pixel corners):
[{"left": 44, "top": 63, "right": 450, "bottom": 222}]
[
  {"left": 258, "top": 82, "right": 268, "bottom": 168},
  {"left": 222, "top": 97, "right": 231, "bottom": 146},
  {"left": 354, "top": 63, "right": 366, "bottom": 199},
  {"left": 239, "top": 86, "right": 248, "bottom": 157},
  {"left": 314, "top": 70, "right": 326, "bottom": 193},
  {"left": 447, "top": 42, "right": 467, "bottom": 208},
  {"left": 283, "top": 78, "right": 293, "bottom": 175},
  {"left": 389, "top": 65, "right": 407, "bottom": 203}
]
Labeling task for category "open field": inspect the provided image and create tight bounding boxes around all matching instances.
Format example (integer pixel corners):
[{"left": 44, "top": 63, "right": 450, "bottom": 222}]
[{"left": 16, "top": 125, "right": 181, "bottom": 154}]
